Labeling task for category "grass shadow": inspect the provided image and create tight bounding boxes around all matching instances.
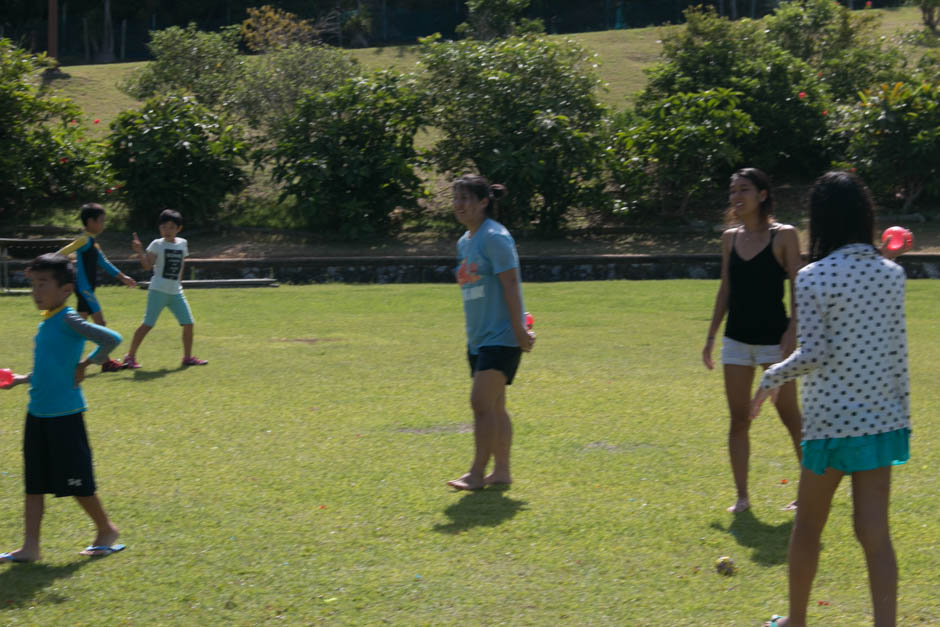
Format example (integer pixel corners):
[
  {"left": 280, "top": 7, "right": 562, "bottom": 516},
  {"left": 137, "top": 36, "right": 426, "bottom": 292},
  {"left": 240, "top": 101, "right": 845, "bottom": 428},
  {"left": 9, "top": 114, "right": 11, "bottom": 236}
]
[
  {"left": 710, "top": 509, "right": 793, "bottom": 566},
  {"left": 433, "top": 489, "right": 527, "bottom": 535},
  {"left": 125, "top": 367, "right": 182, "bottom": 382},
  {"left": 0, "top": 560, "right": 87, "bottom": 609}
]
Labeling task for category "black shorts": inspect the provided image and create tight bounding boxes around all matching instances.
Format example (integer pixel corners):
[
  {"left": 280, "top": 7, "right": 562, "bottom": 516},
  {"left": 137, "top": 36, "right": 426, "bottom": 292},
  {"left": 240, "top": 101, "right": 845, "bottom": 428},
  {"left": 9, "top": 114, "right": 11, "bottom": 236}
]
[
  {"left": 75, "top": 288, "right": 101, "bottom": 314},
  {"left": 23, "top": 412, "right": 96, "bottom": 497},
  {"left": 467, "top": 345, "right": 522, "bottom": 385}
]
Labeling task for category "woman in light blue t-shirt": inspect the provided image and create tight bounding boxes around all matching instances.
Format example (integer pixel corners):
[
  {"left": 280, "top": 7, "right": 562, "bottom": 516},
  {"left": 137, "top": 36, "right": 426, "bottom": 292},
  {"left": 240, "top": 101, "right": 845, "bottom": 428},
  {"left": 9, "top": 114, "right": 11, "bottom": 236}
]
[{"left": 448, "top": 174, "right": 535, "bottom": 491}]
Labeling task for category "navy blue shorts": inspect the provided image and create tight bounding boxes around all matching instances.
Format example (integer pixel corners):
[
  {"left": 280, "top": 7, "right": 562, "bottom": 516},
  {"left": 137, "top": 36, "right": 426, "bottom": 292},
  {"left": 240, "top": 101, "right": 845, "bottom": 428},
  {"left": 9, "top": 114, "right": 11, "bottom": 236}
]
[
  {"left": 467, "top": 345, "right": 522, "bottom": 385},
  {"left": 23, "top": 412, "right": 96, "bottom": 497}
]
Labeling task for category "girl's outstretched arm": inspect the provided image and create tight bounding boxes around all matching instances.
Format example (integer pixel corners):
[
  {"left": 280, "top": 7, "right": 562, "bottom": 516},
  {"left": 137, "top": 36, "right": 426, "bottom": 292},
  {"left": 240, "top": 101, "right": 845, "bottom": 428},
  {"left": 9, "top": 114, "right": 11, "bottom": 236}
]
[{"left": 703, "top": 229, "right": 733, "bottom": 369}]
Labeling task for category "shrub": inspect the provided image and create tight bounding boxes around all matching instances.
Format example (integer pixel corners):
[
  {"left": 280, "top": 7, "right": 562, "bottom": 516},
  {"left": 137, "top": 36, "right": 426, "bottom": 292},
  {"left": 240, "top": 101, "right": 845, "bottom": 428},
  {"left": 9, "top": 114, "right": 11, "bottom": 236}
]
[
  {"left": 120, "top": 23, "right": 243, "bottom": 108},
  {"left": 263, "top": 72, "right": 425, "bottom": 238},
  {"left": 106, "top": 95, "right": 247, "bottom": 226},
  {"left": 0, "top": 39, "right": 107, "bottom": 218},
  {"left": 456, "top": 0, "right": 543, "bottom": 40},
  {"left": 835, "top": 80, "right": 940, "bottom": 210},
  {"left": 764, "top": 0, "right": 903, "bottom": 102},
  {"left": 241, "top": 5, "right": 319, "bottom": 52},
  {"left": 608, "top": 88, "right": 758, "bottom": 219},
  {"left": 639, "top": 6, "right": 830, "bottom": 177},
  {"left": 420, "top": 35, "right": 606, "bottom": 233},
  {"left": 233, "top": 43, "right": 359, "bottom": 133}
]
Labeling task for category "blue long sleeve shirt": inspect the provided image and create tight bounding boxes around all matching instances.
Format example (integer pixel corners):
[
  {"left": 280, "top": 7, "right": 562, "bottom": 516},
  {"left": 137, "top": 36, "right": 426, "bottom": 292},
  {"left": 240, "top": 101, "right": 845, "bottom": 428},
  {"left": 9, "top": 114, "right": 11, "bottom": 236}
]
[{"left": 28, "top": 305, "right": 122, "bottom": 417}]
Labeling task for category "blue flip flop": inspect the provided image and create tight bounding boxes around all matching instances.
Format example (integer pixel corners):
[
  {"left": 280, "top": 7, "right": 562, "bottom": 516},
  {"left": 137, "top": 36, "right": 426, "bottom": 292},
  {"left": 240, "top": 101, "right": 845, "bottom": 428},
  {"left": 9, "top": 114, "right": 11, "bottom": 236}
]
[
  {"left": 81, "top": 544, "right": 126, "bottom": 557},
  {"left": 767, "top": 615, "right": 784, "bottom": 627},
  {"left": 0, "top": 552, "right": 31, "bottom": 563}
]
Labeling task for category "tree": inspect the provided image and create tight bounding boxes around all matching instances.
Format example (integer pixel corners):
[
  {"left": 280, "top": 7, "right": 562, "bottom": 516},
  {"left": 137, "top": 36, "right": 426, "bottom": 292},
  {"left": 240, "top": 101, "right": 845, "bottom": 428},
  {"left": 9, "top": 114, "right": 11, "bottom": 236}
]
[
  {"left": 0, "top": 39, "right": 106, "bottom": 218},
  {"left": 263, "top": 72, "right": 426, "bottom": 237},
  {"left": 456, "top": 0, "right": 543, "bottom": 40},
  {"left": 107, "top": 95, "right": 248, "bottom": 226},
  {"left": 420, "top": 34, "right": 606, "bottom": 233},
  {"left": 921, "top": 0, "right": 940, "bottom": 34}
]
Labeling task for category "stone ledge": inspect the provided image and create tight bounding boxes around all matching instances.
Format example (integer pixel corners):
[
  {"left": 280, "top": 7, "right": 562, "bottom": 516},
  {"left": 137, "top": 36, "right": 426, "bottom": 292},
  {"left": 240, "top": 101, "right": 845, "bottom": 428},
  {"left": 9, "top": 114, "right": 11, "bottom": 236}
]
[{"left": 3, "top": 254, "right": 940, "bottom": 287}]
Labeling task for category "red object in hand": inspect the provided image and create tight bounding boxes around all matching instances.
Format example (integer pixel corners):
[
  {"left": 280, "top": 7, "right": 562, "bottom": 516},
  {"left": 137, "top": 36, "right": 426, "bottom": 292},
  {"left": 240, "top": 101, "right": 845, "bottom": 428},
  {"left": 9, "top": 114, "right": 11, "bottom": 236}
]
[
  {"left": 0, "top": 369, "right": 13, "bottom": 386},
  {"left": 881, "top": 226, "right": 913, "bottom": 252},
  {"left": 524, "top": 312, "right": 534, "bottom": 330}
]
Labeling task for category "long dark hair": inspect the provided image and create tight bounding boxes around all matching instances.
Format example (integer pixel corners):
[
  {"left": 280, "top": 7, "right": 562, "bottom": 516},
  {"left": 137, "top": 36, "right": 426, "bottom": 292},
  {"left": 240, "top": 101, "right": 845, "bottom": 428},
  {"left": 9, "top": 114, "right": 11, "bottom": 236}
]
[
  {"left": 724, "top": 167, "right": 774, "bottom": 225},
  {"left": 808, "top": 170, "right": 875, "bottom": 262},
  {"left": 453, "top": 174, "right": 507, "bottom": 220}
]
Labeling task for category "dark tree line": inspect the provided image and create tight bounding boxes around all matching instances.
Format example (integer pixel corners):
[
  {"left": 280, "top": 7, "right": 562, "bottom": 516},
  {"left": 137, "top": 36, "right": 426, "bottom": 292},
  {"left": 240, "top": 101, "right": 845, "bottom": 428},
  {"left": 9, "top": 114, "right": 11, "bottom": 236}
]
[{"left": 0, "top": 0, "right": 910, "bottom": 61}]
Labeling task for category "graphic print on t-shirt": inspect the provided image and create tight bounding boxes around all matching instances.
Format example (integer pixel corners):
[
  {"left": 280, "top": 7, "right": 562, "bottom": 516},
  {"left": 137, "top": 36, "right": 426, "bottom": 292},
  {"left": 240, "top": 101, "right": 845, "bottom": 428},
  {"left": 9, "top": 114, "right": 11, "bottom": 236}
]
[
  {"left": 163, "top": 249, "right": 184, "bottom": 281},
  {"left": 457, "top": 259, "right": 481, "bottom": 286}
]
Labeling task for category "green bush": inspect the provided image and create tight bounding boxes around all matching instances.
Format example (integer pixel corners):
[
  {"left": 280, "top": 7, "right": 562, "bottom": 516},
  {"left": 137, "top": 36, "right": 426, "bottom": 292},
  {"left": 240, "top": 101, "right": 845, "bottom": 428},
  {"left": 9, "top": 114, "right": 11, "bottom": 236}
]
[
  {"left": 120, "top": 23, "right": 243, "bottom": 108},
  {"left": 0, "top": 39, "right": 107, "bottom": 219},
  {"left": 639, "top": 7, "right": 830, "bottom": 178},
  {"left": 106, "top": 95, "right": 247, "bottom": 226},
  {"left": 764, "top": 0, "right": 903, "bottom": 102},
  {"left": 263, "top": 72, "right": 425, "bottom": 238},
  {"left": 456, "top": 0, "right": 543, "bottom": 40},
  {"left": 608, "top": 88, "right": 758, "bottom": 219},
  {"left": 233, "top": 43, "right": 359, "bottom": 133},
  {"left": 420, "top": 35, "right": 606, "bottom": 233},
  {"left": 835, "top": 80, "right": 940, "bottom": 210}
]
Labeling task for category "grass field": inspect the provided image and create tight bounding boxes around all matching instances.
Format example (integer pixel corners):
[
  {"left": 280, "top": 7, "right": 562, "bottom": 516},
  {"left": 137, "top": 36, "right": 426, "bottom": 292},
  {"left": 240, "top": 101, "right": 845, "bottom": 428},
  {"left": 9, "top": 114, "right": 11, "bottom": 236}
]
[{"left": 0, "top": 281, "right": 937, "bottom": 625}]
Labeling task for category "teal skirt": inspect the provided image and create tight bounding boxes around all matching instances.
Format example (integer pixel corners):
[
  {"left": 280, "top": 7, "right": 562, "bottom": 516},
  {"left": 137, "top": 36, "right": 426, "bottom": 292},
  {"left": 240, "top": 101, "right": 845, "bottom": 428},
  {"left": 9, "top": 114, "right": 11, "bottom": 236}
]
[{"left": 802, "top": 428, "right": 910, "bottom": 475}]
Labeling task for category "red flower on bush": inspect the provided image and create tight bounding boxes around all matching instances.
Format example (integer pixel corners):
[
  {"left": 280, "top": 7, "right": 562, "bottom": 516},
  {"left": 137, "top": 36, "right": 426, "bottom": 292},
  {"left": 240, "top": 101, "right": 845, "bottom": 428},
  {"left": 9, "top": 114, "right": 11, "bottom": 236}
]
[
  {"left": 865, "top": 1, "right": 872, "bottom": 8},
  {"left": 798, "top": 91, "right": 807, "bottom": 100},
  {"left": 105, "top": 187, "right": 113, "bottom": 194},
  {"left": 59, "top": 157, "right": 68, "bottom": 163},
  {"left": 94, "top": 118, "right": 100, "bottom": 124}
]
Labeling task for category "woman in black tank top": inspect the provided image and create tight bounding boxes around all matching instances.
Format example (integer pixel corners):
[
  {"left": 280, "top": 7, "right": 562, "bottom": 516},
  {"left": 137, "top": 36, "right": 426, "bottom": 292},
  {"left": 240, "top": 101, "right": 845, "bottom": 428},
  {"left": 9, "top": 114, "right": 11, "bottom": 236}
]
[{"left": 703, "top": 168, "right": 804, "bottom": 514}]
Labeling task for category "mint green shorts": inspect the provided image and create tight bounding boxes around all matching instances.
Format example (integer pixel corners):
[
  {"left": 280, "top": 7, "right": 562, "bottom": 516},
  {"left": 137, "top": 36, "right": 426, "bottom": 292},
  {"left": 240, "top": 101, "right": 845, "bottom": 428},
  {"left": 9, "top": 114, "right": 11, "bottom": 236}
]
[
  {"left": 143, "top": 290, "right": 194, "bottom": 327},
  {"left": 802, "top": 428, "right": 910, "bottom": 475}
]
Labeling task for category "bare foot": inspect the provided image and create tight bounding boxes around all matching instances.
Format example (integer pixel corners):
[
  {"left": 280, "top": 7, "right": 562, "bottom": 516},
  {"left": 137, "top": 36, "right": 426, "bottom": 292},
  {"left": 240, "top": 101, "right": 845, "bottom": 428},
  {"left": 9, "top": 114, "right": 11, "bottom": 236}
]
[
  {"left": 447, "top": 473, "right": 484, "bottom": 491},
  {"left": 0, "top": 548, "right": 40, "bottom": 563},
  {"left": 80, "top": 527, "right": 120, "bottom": 556},
  {"left": 782, "top": 500, "right": 798, "bottom": 511},
  {"left": 483, "top": 473, "right": 512, "bottom": 486},
  {"left": 727, "top": 498, "right": 750, "bottom": 513}
]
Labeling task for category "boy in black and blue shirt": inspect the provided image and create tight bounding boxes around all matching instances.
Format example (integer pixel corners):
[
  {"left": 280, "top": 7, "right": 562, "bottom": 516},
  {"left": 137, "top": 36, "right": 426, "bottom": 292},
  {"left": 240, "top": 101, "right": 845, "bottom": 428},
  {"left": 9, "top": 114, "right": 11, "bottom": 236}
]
[
  {"left": 57, "top": 203, "right": 137, "bottom": 372},
  {"left": 0, "top": 254, "right": 126, "bottom": 563}
]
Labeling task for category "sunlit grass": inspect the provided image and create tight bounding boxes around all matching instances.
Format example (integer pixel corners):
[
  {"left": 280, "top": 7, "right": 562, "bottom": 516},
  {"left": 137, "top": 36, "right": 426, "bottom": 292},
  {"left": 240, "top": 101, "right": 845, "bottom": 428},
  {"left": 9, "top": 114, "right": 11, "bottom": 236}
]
[{"left": 0, "top": 281, "right": 936, "bottom": 624}]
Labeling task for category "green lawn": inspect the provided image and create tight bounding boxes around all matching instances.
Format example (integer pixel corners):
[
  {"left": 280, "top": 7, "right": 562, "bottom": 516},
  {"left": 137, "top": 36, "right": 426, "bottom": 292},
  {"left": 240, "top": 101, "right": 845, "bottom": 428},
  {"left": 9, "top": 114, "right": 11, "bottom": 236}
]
[{"left": 1, "top": 281, "right": 936, "bottom": 624}]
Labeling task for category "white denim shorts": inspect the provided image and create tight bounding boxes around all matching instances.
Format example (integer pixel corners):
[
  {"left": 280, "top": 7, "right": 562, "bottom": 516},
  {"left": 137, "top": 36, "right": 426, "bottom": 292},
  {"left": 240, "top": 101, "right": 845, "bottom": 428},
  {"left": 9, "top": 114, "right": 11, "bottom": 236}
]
[{"left": 721, "top": 336, "right": 781, "bottom": 367}]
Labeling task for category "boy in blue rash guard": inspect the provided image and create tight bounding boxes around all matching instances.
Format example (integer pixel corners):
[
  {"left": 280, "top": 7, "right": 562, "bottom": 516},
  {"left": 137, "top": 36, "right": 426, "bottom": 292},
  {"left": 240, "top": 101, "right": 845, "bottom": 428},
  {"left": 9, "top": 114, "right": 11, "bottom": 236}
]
[
  {"left": 0, "top": 254, "right": 125, "bottom": 563},
  {"left": 57, "top": 203, "right": 137, "bottom": 372},
  {"left": 447, "top": 174, "right": 535, "bottom": 491}
]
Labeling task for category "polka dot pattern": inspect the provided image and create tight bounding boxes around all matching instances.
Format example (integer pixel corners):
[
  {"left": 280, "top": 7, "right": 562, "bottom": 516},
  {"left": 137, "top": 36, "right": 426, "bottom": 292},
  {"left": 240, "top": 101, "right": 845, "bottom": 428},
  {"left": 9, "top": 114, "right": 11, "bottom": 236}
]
[{"left": 760, "top": 244, "right": 911, "bottom": 440}]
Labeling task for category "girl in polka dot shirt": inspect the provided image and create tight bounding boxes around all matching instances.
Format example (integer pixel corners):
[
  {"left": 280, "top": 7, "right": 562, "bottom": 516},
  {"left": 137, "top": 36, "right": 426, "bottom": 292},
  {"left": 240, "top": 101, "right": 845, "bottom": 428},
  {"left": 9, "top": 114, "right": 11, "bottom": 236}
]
[{"left": 751, "top": 171, "right": 910, "bottom": 627}]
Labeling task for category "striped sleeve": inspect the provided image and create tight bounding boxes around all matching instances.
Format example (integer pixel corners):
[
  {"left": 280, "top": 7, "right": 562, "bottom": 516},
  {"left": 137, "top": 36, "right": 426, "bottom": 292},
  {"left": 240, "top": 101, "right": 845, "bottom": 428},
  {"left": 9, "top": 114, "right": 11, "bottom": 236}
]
[{"left": 57, "top": 235, "right": 88, "bottom": 256}]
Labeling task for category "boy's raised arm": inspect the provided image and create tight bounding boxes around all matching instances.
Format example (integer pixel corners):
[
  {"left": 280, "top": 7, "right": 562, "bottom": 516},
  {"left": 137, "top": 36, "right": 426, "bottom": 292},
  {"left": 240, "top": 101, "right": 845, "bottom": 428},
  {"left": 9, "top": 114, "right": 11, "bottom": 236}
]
[{"left": 131, "top": 232, "right": 155, "bottom": 271}]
